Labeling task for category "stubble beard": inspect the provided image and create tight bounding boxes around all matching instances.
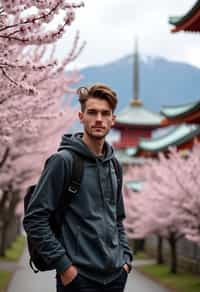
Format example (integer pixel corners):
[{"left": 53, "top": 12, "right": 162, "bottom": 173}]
[{"left": 85, "top": 127, "right": 109, "bottom": 141}]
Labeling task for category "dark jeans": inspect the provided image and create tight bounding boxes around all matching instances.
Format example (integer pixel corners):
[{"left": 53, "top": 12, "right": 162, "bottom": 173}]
[{"left": 56, "top": 269, "right": 128, "bottom": 292}]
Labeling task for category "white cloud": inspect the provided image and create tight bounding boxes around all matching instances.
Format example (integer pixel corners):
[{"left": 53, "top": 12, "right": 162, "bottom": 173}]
[{"left": 56, "top": 0, "right": 200, "bottom": 69}]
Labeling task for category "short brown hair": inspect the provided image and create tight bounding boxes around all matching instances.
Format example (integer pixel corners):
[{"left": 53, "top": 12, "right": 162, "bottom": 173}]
[{"left": 77, "top": 83, "right": 118, "bottom": 112}]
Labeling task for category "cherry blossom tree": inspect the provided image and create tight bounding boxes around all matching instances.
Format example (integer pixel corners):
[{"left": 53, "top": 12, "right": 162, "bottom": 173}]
[
  {"left": 0, "top": 105, "right": 78, "bottom": 255},
  {"left": 173, "top": 143, "right": 200, "bottom": 245},
  {"left": 123, "top": 163, "right": 148, "bottom": 254},
  {"left": 0, "top": 0, "right": 85, "bottom": 150},
  {"left": 0, "top": 0, "right": 85, "bottom": 255},
  {"left": 123, "top": 144, "right": 200, "bottom": 273},
  {"left": 0, "top": 0, "right": 84, "bottom": 175}
]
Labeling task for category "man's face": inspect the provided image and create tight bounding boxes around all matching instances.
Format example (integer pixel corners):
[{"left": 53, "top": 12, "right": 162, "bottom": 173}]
[{"left": 79, "top": 97, "right": 116, "bottom": 140}]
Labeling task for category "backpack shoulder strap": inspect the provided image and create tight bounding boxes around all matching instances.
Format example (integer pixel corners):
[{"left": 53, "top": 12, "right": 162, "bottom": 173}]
[
  {"left": 57, "top": 149, "right": 85, "bottom": 205},
  {"left": 51, "top": 150, "right": 85, "bottom": 236},
  {"left": 111, "top": 157, "right": 122, "bottom": 199}
]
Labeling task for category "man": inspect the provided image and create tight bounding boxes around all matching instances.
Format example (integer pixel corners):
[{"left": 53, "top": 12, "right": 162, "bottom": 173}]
[{"left": 23, "top": 84, "right": 133, "bottom": 292}]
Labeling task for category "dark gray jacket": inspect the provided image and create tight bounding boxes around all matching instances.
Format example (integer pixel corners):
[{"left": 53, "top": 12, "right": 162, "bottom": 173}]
[{"left": 23, "top": 133, "right": 132, "bottom": 284}]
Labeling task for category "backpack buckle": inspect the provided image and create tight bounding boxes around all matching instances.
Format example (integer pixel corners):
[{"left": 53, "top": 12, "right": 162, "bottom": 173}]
[{"left": 67, "top": 181, "right": 80, "bottom": 195}]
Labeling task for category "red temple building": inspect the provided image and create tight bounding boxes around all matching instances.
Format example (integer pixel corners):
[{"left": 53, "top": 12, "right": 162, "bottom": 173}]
[
  {"left": 134, "top": 1, "right": 200, "bottom": 158},
  {"left": 124, "top": 1, "right": 200, "bottom": 188},
  {"left": 169, "top": 0, "right": 200, "bottom": 33}
]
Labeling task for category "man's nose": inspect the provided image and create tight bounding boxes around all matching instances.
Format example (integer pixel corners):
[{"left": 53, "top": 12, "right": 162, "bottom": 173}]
[{"left": 96, "top": 112, "right": 103, "bottom": 121}]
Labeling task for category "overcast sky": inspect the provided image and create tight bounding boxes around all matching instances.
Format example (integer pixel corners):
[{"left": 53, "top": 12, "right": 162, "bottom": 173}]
[{"left": 56, "top": 0, "right": 200, "bottom": 69}]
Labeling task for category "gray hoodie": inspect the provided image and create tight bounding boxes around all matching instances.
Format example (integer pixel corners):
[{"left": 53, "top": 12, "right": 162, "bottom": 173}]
[{"left": 23, "top": 133, "right": 132, "bottom": 284}]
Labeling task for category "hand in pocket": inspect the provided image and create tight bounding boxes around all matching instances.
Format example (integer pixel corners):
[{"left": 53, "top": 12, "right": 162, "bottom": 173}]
[{"left": 60, "top": 265, "right": 78, "bottom": 286}]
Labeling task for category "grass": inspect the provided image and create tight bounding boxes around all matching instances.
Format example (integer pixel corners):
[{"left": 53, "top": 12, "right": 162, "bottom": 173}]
[
  {"left": 0, "top": 235, "right": 25, "bottom": 261},
  {"left": 0, "top": 235, "right": 25, "bottom": 292},
  {"left": 134, "top": 251, "right": 151, "bottom": 260},
  {"left": 137, "top": 264, "right": 200, "bottom": 292},
  {"left": 0, "top": 271, "right": 12, "bottom": 292}
]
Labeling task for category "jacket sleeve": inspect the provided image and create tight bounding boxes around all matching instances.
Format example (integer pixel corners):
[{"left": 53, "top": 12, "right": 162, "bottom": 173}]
[
  {"left": 23, "top": 153, "right": 72, "bottom": 274},
  {"left": 116, "top": 167, "right": 133, "bottom": 266}
]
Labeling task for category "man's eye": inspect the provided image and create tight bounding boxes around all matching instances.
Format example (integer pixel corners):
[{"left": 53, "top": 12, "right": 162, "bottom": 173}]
[
  {"left": 87, "top": 111, "right": 111, "bottom": 116},
  {"left": 88, "top": 111, "right": 96, "bottom": 115},
  {"left": 102, "top": 111, "right": 111, "bottom": 116}
]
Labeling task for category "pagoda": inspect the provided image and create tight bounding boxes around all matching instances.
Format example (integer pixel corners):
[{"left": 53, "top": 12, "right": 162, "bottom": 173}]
[
  {"left": 113, "top": 40, "right": 163, "bottom": 151},
  {"left": 169, "top": 0, "right": 200, "bottom": 33}
]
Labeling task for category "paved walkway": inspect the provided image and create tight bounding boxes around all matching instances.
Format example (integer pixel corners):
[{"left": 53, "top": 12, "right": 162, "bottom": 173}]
[
  {"left": 5, "top": 248, "right": 169, "bottom": 292},
  {"left": 0, "top": 260, "right": 18, "bottom": 272}
]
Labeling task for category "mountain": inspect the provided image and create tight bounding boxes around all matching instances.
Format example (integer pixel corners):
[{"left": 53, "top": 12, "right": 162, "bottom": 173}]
[{"left": 73, "top": 55, "right": 200, "bottom": 112}]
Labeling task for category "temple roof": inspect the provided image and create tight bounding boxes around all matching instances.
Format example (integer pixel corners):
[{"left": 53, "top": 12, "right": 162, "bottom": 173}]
[
  {"left": 137, "top": 124, "right": 200, "bottom": 152},
  {"left": 115, "top": 148, "right": 145, "bottom": 165},
  {"left": 169, "top": 0, "right": 200, "bottom": 32},
  {"left": 161, "top": 100, "right": 200, "bottom": 118},
  {"left": 115, "top": 104, "right": 163, "bottom": 127}
]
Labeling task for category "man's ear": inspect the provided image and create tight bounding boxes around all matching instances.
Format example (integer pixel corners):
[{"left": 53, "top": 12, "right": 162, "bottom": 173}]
[
  {"left": 111, "top": 114, "right": 116, "bottom": 127},
  {"left": 78, "top": 111, "right": 83, "bottom": 123}
]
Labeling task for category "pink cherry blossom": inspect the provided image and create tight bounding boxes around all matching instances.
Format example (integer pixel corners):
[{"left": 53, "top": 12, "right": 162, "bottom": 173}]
[
  {"left": 0, "top": 0, "right": 84, "bottom": 256},
  {"left": 123, "top": 144, "right": 200, "bottom": 273}
]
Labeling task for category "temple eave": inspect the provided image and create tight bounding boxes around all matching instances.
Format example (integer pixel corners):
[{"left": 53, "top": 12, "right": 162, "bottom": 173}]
[
  {"left": 161, "top": 111, "right": 200, "bottom": 125},
  {"left": 169, "top": 1, "right": 200, "bottom": 32},
  {"left": 170, "top": 8, "right": 200, "bottom": 33},
  {"left": 137, "top": 136, "right": 200, "bottom": 156},
  {"left": 137, "top": 125, "right": 200, "bottom": 155},
  {"left": 114, "top": 122, "right": 162, "bottom": 129},
  {"left": 171, "top": 25, "right": 200, "bottom": 33}
]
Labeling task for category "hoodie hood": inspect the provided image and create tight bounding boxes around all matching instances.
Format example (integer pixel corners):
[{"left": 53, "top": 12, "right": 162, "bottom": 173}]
[{"left": 58, "top": 132, "right": 114, "bottom": 162}]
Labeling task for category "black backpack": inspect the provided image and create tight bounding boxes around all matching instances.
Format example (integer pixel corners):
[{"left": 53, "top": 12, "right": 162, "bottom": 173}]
[{"left": 24, "top": 149, "right": 122, "bottom": 273}]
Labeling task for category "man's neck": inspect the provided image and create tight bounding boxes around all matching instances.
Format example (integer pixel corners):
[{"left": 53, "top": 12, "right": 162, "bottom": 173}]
[{"left": 82, "top": 133, "right": 105, "bottom": 156}]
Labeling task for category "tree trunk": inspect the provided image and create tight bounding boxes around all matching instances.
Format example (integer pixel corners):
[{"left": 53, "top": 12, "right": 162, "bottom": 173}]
[
  {"left": 0, "top": 147, "right": 10, "bottom": 169},
  {"left": 0, "top": 223, "right": 8, "bottom": 256},
  {"left": 157, "top": 235, "right": 164, "bottom": 264},
  {"left": 0, "top": 189, "right": 20, "bottom": 256},
  {"left": 133, "top": 239, "right": 145, "bottom": 254},
  {"left": 16, "top": 216, "right": 21, "bottom": 235},
  {"left": 168, "top": 232, "right": 177, "bottom": 274}
]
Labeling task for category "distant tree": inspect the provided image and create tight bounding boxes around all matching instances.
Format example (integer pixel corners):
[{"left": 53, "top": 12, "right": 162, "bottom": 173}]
[
  {"left": 123, "top": 145, "right": 200, "bottom": 274},
  {"left": 175, "top": 143, "right": 200, "bottom": 245}
]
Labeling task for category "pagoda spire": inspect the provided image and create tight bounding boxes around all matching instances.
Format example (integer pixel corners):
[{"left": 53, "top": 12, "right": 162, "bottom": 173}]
[{"left": 131, "top": 37, "right": 142, "bottom": 106}]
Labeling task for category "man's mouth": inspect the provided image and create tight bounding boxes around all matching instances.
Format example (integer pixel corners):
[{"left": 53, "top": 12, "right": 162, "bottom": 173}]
[{"left": 93, "top": 126, "right": 104, "bottom": 129}]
